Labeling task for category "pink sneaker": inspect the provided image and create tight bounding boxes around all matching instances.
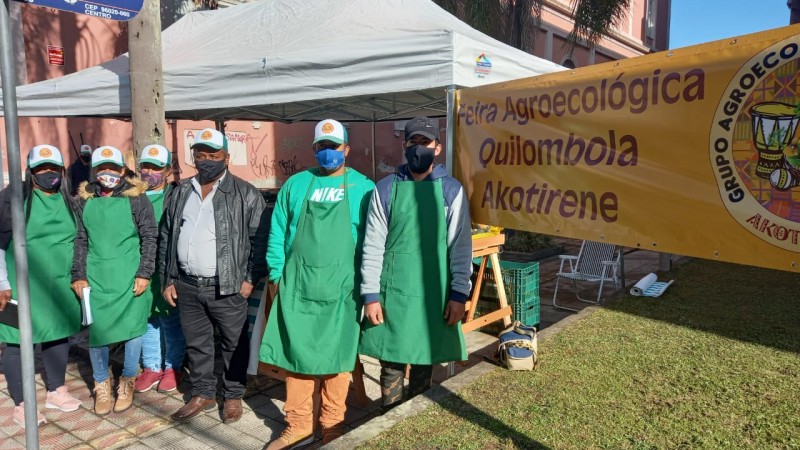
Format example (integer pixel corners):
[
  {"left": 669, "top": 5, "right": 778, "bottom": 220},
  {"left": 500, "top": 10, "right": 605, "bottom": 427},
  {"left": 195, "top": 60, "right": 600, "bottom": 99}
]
[
  {"left": 45, "top": 386, "right": 82, "bottom": 412},
  {"left": 134, "top": 369, "right": 163, "bottom": 393},
  {"left": 157, "top": 368, "right": 179, "bottom": 392},
  {"left": 13, "top": 402, "right": 46, "bottom": 429}
]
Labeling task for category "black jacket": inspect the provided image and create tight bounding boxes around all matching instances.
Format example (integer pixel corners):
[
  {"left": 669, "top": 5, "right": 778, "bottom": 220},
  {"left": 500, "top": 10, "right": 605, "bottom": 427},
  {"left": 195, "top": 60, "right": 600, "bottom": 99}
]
[
  {"left": 159, "top": 172, "right": 269, "bottom": 296},
  {"left": 71, "top": 178, "right": 158, "bottom": 281}
]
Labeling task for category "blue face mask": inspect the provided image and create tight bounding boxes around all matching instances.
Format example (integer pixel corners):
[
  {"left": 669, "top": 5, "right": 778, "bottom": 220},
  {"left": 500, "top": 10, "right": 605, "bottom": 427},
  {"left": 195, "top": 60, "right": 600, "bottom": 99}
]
[{"left": 315, "top": 148, "right": 345, "bottom": 171}]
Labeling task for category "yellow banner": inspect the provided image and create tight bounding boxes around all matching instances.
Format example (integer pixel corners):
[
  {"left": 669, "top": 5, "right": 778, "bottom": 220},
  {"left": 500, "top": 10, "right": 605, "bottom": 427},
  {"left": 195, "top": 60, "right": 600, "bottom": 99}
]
[{"left": 454, "top": 25, "right": 800, "bottom": 272}]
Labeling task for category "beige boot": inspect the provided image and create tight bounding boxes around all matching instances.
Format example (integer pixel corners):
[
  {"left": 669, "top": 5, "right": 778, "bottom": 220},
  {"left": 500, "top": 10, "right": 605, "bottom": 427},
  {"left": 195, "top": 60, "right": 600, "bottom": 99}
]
[
  {"left": 114, "top": 376, "right": 136, "bottom": 413},
  {"left": 93, "top": 378, "right": 113, "bottom": 415}
]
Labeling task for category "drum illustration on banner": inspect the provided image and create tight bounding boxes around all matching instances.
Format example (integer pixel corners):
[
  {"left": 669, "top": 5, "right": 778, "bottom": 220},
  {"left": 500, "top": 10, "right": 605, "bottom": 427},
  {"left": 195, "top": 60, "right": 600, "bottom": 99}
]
[{"left": 712, "top": 36, "right": 800, "bottom": 252}]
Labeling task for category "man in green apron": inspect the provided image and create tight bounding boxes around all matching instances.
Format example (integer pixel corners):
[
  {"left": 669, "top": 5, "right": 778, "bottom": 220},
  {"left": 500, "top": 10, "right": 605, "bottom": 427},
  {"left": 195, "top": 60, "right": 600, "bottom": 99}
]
[
  {"left": 359, "top": 116, "right": 473, "bottom": 413},
  {"left": 134, "top": 145, "right": 185, "bottom": 394},
  {"left": 261, "top": 119, "right": 375, "bottom": 450},
  {"left": 0, "top": 145, "right": 83, "bottom": 428},
  {"left": 71, "top": 146, "right": 158, "bottom": 415}
]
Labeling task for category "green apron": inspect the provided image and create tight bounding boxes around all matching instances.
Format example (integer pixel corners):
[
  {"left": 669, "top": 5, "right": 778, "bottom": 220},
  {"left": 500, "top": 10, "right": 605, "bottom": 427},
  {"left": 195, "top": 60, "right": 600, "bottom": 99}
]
[
  {"left": 147, "top": 186, "right": 173, "bottom": 316},
  {"left": 83, "top": 196, "right": 152, "bottom": 346},
  {"left": 0, "top": 190, "right": 80, "bottom": 344},
  {"left": 359, "top": 178, "right": 467, "bottom": 365},
  {"left": 260, "top": 171, "right": 360, "bottom": 375}
]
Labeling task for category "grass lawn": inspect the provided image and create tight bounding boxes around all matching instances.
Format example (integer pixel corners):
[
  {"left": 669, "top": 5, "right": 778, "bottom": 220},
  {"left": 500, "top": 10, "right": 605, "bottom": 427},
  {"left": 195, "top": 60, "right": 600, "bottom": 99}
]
[{"left": 358, "top": 259, "right": 800, "bottom": 450}]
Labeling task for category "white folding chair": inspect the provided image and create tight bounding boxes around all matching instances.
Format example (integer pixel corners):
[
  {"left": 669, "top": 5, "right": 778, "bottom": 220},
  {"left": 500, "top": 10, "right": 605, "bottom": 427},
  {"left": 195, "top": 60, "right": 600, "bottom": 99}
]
[{"left": 552, "top": 240, "right": 621, "bottom": 312}]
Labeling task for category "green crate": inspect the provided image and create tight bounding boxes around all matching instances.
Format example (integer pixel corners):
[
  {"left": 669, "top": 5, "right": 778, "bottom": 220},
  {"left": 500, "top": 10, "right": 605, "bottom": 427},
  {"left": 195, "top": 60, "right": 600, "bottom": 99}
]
[{"left": 472, "top": 259, "right": 540, "bottom": 334}]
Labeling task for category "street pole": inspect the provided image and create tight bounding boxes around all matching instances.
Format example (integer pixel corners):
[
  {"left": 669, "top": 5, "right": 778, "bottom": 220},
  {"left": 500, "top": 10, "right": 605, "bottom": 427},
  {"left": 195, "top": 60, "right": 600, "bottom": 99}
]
[
  {"left": 791, "top": 0, "right": 800, "bottom": 24},
  {"left": 0, "top": 0, "right": 39, "bottom": 446},
  {"left": 128, "top": 0, "right": 166, "bottom": 158}
]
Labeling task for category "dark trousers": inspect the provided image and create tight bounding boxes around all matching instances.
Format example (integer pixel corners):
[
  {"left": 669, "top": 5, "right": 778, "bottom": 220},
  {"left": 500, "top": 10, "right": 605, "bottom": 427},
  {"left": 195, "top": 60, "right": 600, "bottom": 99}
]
[
  {"left": 176, "top": 279, "right": 250, "bottom": 399},
  {"left": 3, "top": 338, "right": 70, "bottom": 405},
  {"left": 379, "top": 361, "right": 433, "bottom": 411}
]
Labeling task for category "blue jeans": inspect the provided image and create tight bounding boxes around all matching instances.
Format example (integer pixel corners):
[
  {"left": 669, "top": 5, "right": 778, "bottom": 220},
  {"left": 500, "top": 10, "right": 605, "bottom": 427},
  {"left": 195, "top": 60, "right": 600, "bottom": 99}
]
[
  {"left": 89, "top": 335, "right": 142, "bottom": 382},
  {"left": 140, "top": 313, "right": 185, "bottom": 371}
]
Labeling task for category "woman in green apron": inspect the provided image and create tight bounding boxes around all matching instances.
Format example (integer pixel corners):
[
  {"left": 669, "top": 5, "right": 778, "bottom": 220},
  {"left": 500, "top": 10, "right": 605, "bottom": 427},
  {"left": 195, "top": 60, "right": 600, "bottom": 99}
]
[
  {"left": 359, "top": 117, "right": 473, "bottom": 413},
  {"left": 133, "top": 145, "right": 185, "bottom": 394},
  {"left": 71, "top": 146, "right": 157, "bottom": 415},
  {"left": 0, "top": 145, "right": 83, "bottom": 428},
  {"left": 261, "top": 119, "right": 375, "bottom": 449}
]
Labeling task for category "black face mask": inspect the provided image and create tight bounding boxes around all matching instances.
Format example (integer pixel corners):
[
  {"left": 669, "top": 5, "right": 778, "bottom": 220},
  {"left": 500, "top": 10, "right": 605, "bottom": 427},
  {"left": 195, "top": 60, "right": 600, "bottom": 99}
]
[
  {"left": 196, "top": 159, "right": 226, "bottom": 183},
  {"left": 404, "top": 144, "right": 435, "bottom": 174},
  {"left": 33, "top": 171, "right": 62, "bottom": 191}
]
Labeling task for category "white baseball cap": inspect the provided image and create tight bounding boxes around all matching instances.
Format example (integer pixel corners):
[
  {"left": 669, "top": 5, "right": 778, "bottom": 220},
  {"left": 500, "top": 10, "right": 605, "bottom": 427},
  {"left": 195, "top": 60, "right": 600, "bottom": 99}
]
[
  {"left": 28, "top": 145, "right": 64, "bottom": 169},
  {"left": 92, "top": 146, "right": 125, "bottom": 168},
  {"left": 79, "top": 144, "right": 92, "bottom": 155},
  {"left": 191, "top": 128, "right": 228, "bottom": 152},
  {"left": 139, "top": 144, "right": 172, "bottom": 168},
  {"left": 313, "top": 119, "right": 348, "bottom": 145}
]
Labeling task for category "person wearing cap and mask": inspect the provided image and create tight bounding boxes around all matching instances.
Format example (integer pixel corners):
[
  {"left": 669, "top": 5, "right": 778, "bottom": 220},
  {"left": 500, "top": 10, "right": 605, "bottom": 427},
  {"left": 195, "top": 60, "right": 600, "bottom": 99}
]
[
  {"left": 0, "top": 145, "right": 83, "bottom": 428},
  {"left": 159, "top": 128, "right": 268, "bottom": 424},
  {"left": 132, "top": 145, "right": 186, "bottom": 395},
  {"left": 71, "top": 146, "right": 158, "bottom": 415},
  {"left": 359, "top": 116, "right": 472, "bottom": 413},
  {"left": 67, "top": 144, "right": 93, "bottom": 196},
  {"left": 260, "top": 119, "right": 375, "bottom": 450}
]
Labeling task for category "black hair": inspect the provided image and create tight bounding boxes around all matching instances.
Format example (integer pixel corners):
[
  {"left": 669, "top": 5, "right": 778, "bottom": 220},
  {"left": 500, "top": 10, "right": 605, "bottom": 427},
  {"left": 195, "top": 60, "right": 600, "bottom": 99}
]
[{"left": 24, "top": 165, "right": 80, "bottom": 225}]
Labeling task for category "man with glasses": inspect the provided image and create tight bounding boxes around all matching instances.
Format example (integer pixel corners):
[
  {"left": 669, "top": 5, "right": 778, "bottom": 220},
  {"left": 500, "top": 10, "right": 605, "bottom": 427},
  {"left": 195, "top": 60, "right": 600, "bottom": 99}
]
[{"left": 158, "top": 128, "right": 270, "bottom": 423}]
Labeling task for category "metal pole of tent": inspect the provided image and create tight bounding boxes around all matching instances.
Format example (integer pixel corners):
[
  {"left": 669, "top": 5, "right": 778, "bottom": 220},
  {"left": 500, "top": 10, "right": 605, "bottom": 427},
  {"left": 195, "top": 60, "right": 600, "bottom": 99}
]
[
  {"left": 0, "top": 133, "right": 4, "bottom": 187},
  {"left": 445, "top": 84, "right": 457, "bottom": 378},
  {"left": 0, "top": 0, "right": 39, "bottom": 445},
  {"left": 445, "top": 85, "right": 456, "bottom": 176},
  {"left": 371, "top": 119, "right": 376, "bottom": 181}
]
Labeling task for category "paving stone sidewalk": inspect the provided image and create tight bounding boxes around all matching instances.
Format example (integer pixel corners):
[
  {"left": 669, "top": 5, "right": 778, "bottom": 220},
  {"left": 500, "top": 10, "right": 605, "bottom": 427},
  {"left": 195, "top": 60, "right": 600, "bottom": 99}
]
[{"left": 0, "top": 239, "right": 683, "bottom": 449}]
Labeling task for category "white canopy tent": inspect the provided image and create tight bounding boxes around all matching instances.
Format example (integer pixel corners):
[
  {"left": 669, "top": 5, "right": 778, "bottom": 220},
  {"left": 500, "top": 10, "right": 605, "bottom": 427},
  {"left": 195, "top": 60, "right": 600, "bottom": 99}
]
[{"left": 0, "top": 0, "right": 563, "bottom": 122}]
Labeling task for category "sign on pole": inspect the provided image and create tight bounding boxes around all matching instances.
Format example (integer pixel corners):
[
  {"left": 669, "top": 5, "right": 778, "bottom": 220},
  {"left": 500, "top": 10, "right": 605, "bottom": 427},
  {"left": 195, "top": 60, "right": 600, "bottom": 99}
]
[{"left": 15, "top": 0, "right": 143, "bottom": 21}]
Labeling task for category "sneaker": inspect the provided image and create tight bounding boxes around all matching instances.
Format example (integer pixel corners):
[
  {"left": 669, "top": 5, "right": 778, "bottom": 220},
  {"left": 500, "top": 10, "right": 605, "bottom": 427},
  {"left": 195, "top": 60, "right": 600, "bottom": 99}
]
[
  {"left": 321, "top": 424, "right": 346, "bottom": 445},
  {"left": 93, "top": 378, "right": 113, "bottom": 415},
  {"left": 114, "top": 376, "right": 136, "bottom": 413},
  {"left": 264, "top": 425, "right": 315, "bottom": 450},
  {"left": 45, "top": 386, "right": 82, "bottom": 412},
  {"left": 157, "top": 368, "right": 179, "bottom": 393},
  {"left": 13, "top": 402, "right": 47, "bottom": 429},
  {"left": 134, "top": 369, "right": 163, "bottom": 393}
]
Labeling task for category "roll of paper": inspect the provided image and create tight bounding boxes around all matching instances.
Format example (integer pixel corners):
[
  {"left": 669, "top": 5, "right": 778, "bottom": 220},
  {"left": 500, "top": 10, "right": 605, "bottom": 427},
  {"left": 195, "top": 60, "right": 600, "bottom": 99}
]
[{"left": 631, "top": 273, "right": 658, "bottom": 296}]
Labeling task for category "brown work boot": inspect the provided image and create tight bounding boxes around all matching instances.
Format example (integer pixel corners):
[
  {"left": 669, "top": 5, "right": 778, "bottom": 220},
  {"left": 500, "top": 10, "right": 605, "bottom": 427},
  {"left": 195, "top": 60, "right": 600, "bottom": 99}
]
[
  {"left": 321, "top": 424, "right": 346, "bottom": 445},
  {"left": 114, "top": 376, "right": 136, "bottom": 413},
  {"left": 222, "top": 398, "right": 243, "bottom": 423},
  {"left": 93, "top": 378, "right": 113, "bottom": 415},
  {"left": 265, "top": 425, "right": 314, "bottom": 450},
  {"left": 171, "top": 396, "right": 216, "bottom": 422}
]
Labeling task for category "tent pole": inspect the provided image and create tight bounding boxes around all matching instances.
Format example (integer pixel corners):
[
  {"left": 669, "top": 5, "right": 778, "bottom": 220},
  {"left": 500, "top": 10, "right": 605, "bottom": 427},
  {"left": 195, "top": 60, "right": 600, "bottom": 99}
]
[
  {"left": 0, "top": 0, "right": 39, "bottom": 445},
  {"left": 445, "top": 84, "right": 456, "bottom": 176},
  {"left": 215, "top": 120, "right": 225, "bottom": 133},
  {"left": 371, "top": 120, "right": 376, "bottom": 181}
]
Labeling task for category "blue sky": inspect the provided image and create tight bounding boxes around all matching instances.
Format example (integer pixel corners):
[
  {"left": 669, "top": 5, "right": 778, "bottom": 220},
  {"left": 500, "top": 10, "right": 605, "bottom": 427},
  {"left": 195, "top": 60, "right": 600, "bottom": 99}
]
[{"left": 670, "top": 0, "right": 791, "bottom": 49}]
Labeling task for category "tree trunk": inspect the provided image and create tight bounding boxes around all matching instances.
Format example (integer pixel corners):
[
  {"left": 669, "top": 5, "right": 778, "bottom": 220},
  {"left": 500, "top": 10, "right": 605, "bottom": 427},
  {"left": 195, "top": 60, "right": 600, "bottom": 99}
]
[
  {"left": 792, "top": 0, "right": 800, "bottom": 25},
  {"left": 128, "top": 0, "right": 165, "bottom": 159}
]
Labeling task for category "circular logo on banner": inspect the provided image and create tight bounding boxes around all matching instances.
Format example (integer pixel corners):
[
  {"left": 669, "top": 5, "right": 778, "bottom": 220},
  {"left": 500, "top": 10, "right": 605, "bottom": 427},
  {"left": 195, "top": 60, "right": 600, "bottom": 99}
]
[
  {"left": 321, "top": 122, "right": 335, "bottom": 133},
  {"left": 147, "top": 147, "right": 160, "bottom": 157},
  {"left": 710, "top": 37, "right": 800, "bottom": 252},
  {"left": 101, "top": 148, "right": 114, "bottom": 158},
  {"left": 200, "top": 131, "right": 213, "bottom": 140},
  {"left": 39, "top": 147, "right": 52, "bottom": 158}
]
